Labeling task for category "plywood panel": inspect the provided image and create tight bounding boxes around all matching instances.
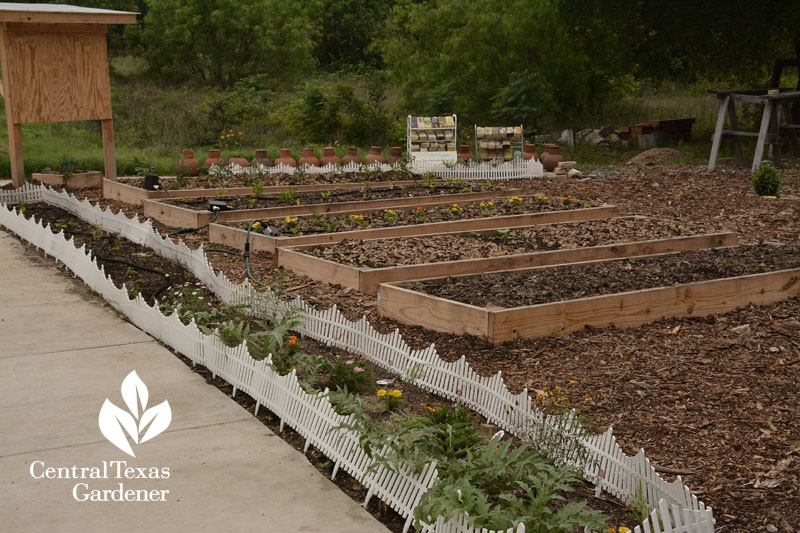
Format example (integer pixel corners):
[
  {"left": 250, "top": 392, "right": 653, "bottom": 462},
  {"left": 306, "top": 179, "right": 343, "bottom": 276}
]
[{"left": 6, "top": 28, "right": 112, "bottom": 123}]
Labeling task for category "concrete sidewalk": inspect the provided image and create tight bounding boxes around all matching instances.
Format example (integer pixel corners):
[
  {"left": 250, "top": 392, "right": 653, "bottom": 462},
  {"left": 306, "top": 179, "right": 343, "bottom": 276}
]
[{"left": 0, "top": 230, "right": 386, "bottom": 532}]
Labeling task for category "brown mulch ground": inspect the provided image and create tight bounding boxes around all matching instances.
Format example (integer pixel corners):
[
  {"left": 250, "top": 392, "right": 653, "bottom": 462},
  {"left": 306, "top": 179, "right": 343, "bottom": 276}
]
[
  {"left": 53, "top": 162, "right": 800, "bottom": 531},
  {"left": 310, "top": 217, "right": 710, "bottom": 267},
  {"left": 409, "top": 244, "right": 800, "bottom": 307}
]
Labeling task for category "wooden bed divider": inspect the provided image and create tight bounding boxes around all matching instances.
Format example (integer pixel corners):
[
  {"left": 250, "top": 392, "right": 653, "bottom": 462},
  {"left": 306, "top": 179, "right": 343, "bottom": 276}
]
[
  {"left": 103, "top": 178, "right": 435, "bottom": 206},
  {"left": 208, "top": 204, "right": 620, "bottom": 254},
  {"left": 142, "top": 188, "right": 522, "bottom": 228},
  {"left": 377, "top": 252, "right": 800, "bottom": 344},
  {"left": 277, "top": 223, "right": 738, "bottom": 294}
]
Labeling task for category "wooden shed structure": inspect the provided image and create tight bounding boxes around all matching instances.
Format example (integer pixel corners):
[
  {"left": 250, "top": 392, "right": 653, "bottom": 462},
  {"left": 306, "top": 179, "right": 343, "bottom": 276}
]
[{"left": 0, "top": 3, "right": 137, "bottom": 187}]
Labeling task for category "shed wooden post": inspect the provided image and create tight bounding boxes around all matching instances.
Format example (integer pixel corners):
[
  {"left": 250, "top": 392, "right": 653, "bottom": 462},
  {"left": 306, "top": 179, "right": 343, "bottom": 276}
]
[{"left": 0, "top": 4, "right": 136, "bottom": 187}]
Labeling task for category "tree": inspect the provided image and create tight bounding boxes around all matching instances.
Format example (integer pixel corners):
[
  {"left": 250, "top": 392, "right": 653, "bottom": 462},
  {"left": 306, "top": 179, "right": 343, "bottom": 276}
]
[
  {"left": 380, "top": 0, "right": 606, "bottom": 130},
  {"left": 139, "top": 0, "right": 314, "bottom": 89}
]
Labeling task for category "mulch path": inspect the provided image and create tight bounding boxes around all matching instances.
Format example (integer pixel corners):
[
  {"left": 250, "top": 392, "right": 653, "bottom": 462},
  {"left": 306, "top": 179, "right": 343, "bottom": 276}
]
[{"left": 53, "top": 162, "right": 800, "bottom": 531}]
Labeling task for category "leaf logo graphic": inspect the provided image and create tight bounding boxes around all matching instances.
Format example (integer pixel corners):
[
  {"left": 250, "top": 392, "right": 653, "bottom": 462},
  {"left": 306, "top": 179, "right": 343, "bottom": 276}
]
[{"left": 98, "top": 371, "right": 171, "bottom": 457}]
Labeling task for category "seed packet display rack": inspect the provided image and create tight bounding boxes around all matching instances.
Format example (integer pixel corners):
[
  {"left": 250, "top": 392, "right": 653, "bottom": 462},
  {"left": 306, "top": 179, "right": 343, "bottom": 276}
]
[
  {"left": 474, "top": 125, "right": 524, "bottom": 161},
  {"left": 407, "top": 114, "right": 458, "bottom": 162}
]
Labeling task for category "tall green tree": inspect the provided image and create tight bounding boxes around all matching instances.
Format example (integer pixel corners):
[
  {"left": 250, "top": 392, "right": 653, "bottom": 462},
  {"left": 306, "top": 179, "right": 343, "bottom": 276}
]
[
  {"left": 138, "top": 0, "right": 315, "bottom": 88},
  {"left": 306, "top": 0, "right": 393, "bottom": 72},
  {"left": 380, "top": 0, "right": 616, "bottom": 130}
]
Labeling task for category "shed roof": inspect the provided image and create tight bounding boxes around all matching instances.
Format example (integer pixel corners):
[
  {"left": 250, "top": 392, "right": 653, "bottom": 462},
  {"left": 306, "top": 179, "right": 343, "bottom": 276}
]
[{"left": 0, "top": 3, "right": 137, "bottom": 24}]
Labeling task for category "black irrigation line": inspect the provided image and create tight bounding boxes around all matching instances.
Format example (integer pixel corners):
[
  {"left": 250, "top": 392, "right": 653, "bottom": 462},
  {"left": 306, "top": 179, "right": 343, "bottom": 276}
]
[{"left": 92, "top": 253, "right": 173, "bottom": 303}]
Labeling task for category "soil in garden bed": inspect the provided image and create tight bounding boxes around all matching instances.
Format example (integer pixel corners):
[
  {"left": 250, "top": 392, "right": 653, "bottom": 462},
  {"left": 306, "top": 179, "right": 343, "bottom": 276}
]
[
  {"left": 226, "top": 194, "right": 598, "bottom": 235},
  {"left": 164, "top": 182, "right": 507, "bottom": 211},
  {"left": 3, "top": 209, "right": 633, "bottom": 531},
  {"left": 309, "top": 217, "right": 713, "bottom": 267},
  {"left": 115, "top": 169, "right": 425, "bottom": 189},
  {"left": 407, "top": 244, "right": 800, "bottom": 308},
  {"left": 65, "top": 162, "right": 800, "bottom": 530}
]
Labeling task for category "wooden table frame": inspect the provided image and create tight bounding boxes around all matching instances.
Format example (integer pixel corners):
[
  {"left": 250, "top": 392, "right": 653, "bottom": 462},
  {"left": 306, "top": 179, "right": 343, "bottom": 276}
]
[{"left": 708, "top": 89, "right": 800, "bottom": 171}]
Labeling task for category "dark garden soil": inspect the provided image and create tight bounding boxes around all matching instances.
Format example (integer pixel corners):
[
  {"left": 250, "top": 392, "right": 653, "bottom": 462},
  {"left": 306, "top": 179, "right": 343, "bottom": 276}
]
[
  {"left": 226, "top": 194, "right": 597, "bottom": 235},
  {"left": 52, "top": 161, "right": 800, "bottom": 531},
  {"left": 309, "top": 217, "right": 713, "bottom": 268},
  {"left": 407, "top": 244, "right": 800, "bottom": 308},
  {"left": 2, "top": 206, "right": 631, "bottom": 531},
  {"left": 114, "top": 168, "right": 421, "bottom": 189},
  {"left": 164, "top": 183, "right": 508, "bottom": 211}
]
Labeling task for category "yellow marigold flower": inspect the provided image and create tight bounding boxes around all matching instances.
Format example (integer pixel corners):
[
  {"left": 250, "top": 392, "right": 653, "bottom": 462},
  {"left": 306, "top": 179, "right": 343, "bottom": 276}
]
[
  {"left": 569, "top": 380, "right": 576, "bottom": 385},
  {"left": 285, "top": 216, "right": 292, "bottom": 223},
  {"left": 388, "top": 389, "right": 402, "bottom": 398},
  {"left": 377, "top": 389, "right": 387, "bottom": 397},
  {"left": 220, "top": 135, "right": 225, "bottom": 139},
  {"left": 229, "top": 129, "right": 233, "bottom": 133},
  {"left": 585, "top": 397, "right": 592, "bottom": 402},
  {"left": 555, "top": 385, "right": 561, "bottom": 392},
  {"left": 452, "top": 204, "right": 458, "bottom": 208},
  {"left": 488, "top": 201, "right": 494, "bottom": 206},
  {"left": 619, "top": 528, "right": 631, "bottom": 533}
]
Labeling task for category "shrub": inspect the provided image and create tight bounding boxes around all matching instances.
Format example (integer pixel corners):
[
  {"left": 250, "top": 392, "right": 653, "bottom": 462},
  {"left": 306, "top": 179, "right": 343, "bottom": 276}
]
[{"left": 752, "top": 163, "right": 782, "bottom": 196}]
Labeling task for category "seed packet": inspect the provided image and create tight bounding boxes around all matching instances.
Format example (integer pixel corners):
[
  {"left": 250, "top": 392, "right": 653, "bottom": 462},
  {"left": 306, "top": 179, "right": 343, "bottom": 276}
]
[
  {"left": 410, "top": 117, "right": 418, "bottom": 128},
  {"left": 417, "top": 117, "right": 425, "bottom": 128},
  {"left": 431, "top": 116, "right": 439, "bottom": 127},
  {"left": 514, "top": 126, "right": 522, "bottom": 136},
  {"left": 423, "top": 117, "right": 432, "bottom": 128},
  {"left": 445, "top": 116, "right": 455, "bottom": 126},
  {"left": 446, "top": 141, "right": 456, "bottom": 150},
  {"left": 410, "top": 131, "right": 419, "bottom": 141},
  {"left": 444, "top": 130, "right": 454, "bottom": 141}
]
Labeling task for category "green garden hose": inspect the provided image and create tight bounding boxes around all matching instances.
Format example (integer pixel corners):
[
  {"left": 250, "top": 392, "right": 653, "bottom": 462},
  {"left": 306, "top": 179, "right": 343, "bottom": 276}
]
[{"left": 167, "top": 209, "right": 220, "bottom": 237}]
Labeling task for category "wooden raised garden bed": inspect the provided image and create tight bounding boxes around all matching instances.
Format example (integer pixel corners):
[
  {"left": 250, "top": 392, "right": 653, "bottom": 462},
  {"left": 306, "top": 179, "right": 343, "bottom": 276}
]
[
  {"left": 103, "top": 177, "right": 433, "bottom": 206},
  {"left": 32, "top": 171, "right": 103, "bottom": 189},
  {"left": 143, "top": 187, "right": 522, "bottom": 228},
  {"left": 209, "top": 202, "right": 619, "bottom": 254},
  {"left": 277, "top": 217, "right": 738, "bottom": 294},
  {"left": 377, "top": 244, "right": 800, "bottom": 343}
]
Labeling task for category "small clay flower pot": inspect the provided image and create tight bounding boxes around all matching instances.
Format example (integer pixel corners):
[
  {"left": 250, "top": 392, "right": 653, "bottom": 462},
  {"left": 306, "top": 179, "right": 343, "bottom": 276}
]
[
  {"left": 251, "top": 149, "right": 272, "bottom": 168},
  {"left": 177, "top": 150, "right": 200, "bottom": 176},
  {"left": 298, "top": 148, "right": 320, "bottom": 167},
  {"left": 387, "top": 147, "right": 402, "bottom": 164},
  {"left": 364, "top": 146, "right": 385, "bottom": 164},
  {"left": 275, "top": 148, "right": 297, "bottom": 168},
  {"left": 342, "top": 147, "right": 362, "bottom": 165},
  {"left": 227, "top": 155, "right": 249, "bottom": 168},
  {"left": 320, "top": 147, "right": 340, "bottom": 166},
  {"left": 204, "top": 149, "right": 222, "bottom": 168},
  {"left": 523, "top": 143, "right": 537, "bottom": 161}
]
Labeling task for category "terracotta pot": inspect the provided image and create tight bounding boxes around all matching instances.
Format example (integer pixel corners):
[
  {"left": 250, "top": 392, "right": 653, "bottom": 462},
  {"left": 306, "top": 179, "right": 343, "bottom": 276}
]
[
  {"left": 387, "top": 147, "right": 402, "bottom": 164},
  {"left": 342, "top": 147, "right": 362, "bottom": 165},
  {"left": 227, "top": 155, "right": 249, "bottom": 168},
  {"left": 457, "top": 145, "right": 471, "bottom": 161},
  {"left": 275, "top": 148, "right": 296, "bottom": 168},
  {"left": 298, "top": 148, "right": 320, "bottom": 167},
  {"left": 523, "top": 143, "right": 538, "bottom": 161},
  {"left": 320, "top": 147, "right": 340, "bottom": 166},
  {"left": 204, "top": 149, "right": 222, "bottom": 168},
  {"left": 364, "top": 146, "right": 385, "bottom": 164},
  {"left": 251, "top": 149, "right": 272, "bottom": 168},
  {"left": 177, "top": 150, "right": 200, "bottom": 175},
  {"left": 540, "top": 144, "right": 564, "bottom": 172}
]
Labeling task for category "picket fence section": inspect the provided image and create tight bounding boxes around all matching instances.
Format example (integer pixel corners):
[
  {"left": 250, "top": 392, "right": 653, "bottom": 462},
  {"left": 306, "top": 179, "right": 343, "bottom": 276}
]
[
  {"left": 214, "top": 157, "right": 543, "bottom": 181},
  {"left": 0, "top": 185, "right": 714, "bottom": 533}
]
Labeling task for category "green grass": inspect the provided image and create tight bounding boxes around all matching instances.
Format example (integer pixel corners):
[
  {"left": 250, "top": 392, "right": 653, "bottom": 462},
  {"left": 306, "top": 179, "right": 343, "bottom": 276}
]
[{"left": 0, "top": 122, "right": 389, "bottom": 179}]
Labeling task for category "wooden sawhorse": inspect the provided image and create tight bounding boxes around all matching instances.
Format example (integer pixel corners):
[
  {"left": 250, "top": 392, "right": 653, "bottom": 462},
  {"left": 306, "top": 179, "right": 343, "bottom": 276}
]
[{"left": 708, "top": 89, "right": 800, "bottom": 171}]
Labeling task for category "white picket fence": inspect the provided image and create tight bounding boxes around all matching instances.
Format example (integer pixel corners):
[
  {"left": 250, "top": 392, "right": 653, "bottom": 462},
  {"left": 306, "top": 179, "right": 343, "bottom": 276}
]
[
  {"left": 215, "top": 157, "right": 543, "bottom": 181},
  {"left": 0, "top": 185, "right": 715, "bottom": 533}
]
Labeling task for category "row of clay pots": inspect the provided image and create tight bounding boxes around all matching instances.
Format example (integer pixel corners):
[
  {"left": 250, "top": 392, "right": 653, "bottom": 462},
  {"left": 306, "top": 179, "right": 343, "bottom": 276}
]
[{"left": 177, "top": 147, "right": 404, "bottom": 175}]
